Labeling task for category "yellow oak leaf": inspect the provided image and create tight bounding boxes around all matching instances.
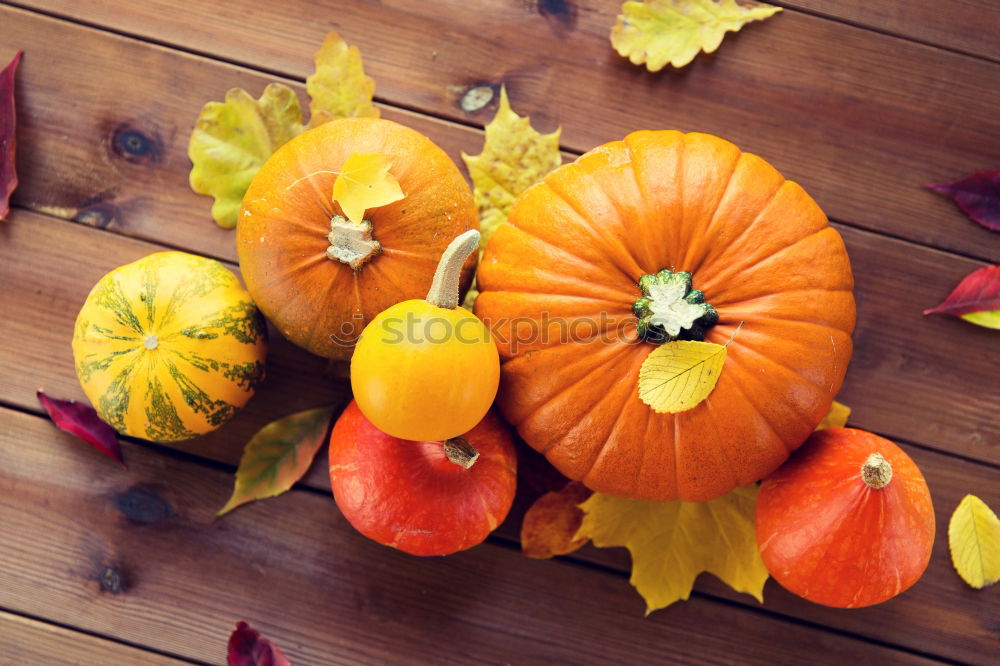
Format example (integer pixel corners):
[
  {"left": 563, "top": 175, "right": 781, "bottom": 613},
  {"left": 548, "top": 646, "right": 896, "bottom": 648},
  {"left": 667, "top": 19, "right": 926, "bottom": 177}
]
[
  {"left": 815, "top": 400, "right": 851, "bottom": 430},
  {"left": 949, "top": 494, "right": 1000, "bottom": 589},
  {"left": 306, "top": 32, "right": 379, "bottom": 128},
  {"left": 461, "top": 87, "right": 561, "bottom": 307},
  {"left": 188, "top": 84, "right": 305, "bottom": 229},
  {"left": 638, "top": 340, "right": 726, "bottom": 413},
  {"left": 332, "top": 152, "right": 405, "bottom": 225},
  {"left": 218, "top": 406, "right": 335, "bottom": 516},
  {"left": 578, "top": 485, "right": 767, "bottom": 613},
  {"left": 611, "top": 0, "right": 782, "bottom": 71}
]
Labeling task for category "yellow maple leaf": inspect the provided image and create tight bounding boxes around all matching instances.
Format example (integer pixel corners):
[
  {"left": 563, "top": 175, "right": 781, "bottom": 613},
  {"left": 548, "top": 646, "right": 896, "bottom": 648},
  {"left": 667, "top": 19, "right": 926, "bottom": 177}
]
[
  {"left": 611, "top": 0, "right": 782, "bottom": 71},
  {"left": 949, "top": 494, "right": 1000, "bottom": 589},
  {"left": 462, "top": 85, "right": 561, "bottom": 256},
  {"left": 189, "top": 33, "right": 377, "bottom": 228},
  {"left": 306, "top": 32, "right": 379, "bottom": 128},
  {"left": 638, "top": 340, "right": 726, "bottom": 414},
  {"left": 188, "top": 84, "right": 305, "bottom": 229},
  {"left": 578, "top": 485, "right": 767, "bottom": 613},
  {"left": 815, "top": 400, "right": 851, "bottom": 430},
  {"left": 332, "top": 152, "right": 405, "bottom": 225}
]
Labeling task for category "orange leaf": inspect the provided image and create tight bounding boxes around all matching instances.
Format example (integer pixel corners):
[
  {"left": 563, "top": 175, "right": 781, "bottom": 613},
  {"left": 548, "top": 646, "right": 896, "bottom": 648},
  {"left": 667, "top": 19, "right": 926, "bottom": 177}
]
[{"left": 521, "top": 481, "right": 592, "bottom": 559}]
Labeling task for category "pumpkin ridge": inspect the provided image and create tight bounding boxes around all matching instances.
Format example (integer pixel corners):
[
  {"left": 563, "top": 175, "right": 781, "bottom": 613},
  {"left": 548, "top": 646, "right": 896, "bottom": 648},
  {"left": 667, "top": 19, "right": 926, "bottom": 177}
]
[
  {"left": 579, "top": 356, "right": 649, "bottom": 492},
  {"left": 706, "top": 226, "right": 831, "bottom": 299},
  {"left": 501, "top": 220, "right": 635, "bottom": 290},
  {"left": 691, "top": 176, "right": 787, "bottom": 294},
  {"left": 554, "top": 366, "right": 638, "bottom": 486},
  {"left": 256, "top": 252, "right": 329, "bottom": 293},
  {"left": 628, "top": 386, "right": 659, "bottom": 498},
  {"left": 507, "top": 342, "right": 637, "bottom": 425},
  {"left": 715, "top": 364, "right": 795, "bottom": 455},
  {"left": 729, "top": 329, "right": 843, "bottom": 397},
  {"left": 622, "top": 132, "right": 675, "bottom": 273},
  {"left": 701, "top": 397, "right": 742, "bottom": 491},
  {"left": 541, "top": 173, "right": 645, "bottom": 282},
  {"left": 679, "top": 145, "right": 742, "bottom": 272}
]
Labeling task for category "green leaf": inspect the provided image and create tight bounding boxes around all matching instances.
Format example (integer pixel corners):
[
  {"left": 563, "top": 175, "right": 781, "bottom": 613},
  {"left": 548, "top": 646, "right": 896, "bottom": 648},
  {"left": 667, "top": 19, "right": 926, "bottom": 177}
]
[
  {"left": 611, "top": 0, "right": 782, "bottom": 71},
  {"left": 217, "top": 406, "right": 335, "bottom": 516},
  {"left": 638, "top": 340, "right": 726, "bottom": 414},
  {"left": 188, "top": 84, "right": 305, "bottom": 229},
  {"left": 307, "top": 32, "right": 379, "bottom": 127},
  {"left": 577, "top": 485, "right": 767, "bottom": 613}
]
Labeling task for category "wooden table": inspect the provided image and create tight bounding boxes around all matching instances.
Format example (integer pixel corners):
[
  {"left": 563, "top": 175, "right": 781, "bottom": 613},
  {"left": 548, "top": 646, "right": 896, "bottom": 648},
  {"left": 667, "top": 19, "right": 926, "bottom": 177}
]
[{"left": 1, "top": 2, "right": 998, "bottom": 664}]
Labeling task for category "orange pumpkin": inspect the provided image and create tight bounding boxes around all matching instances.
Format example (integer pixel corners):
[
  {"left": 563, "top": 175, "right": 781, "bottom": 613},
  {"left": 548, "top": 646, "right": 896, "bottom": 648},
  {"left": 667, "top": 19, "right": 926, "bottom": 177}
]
[
  {"left": 475, "top": 131, "right": 856, "bottom": 502},
  {"left": 755, "top": 428, "right": 935, "bottom": 608},
  {"left": 237, "top": 118, "right": 476, "bottom": 359}
]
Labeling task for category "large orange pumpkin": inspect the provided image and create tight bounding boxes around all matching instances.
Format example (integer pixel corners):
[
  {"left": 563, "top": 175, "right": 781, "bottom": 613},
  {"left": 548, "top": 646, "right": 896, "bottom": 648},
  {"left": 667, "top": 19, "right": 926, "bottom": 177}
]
[
  {"left": 237, "top": 118, "right": 477, "bottom": 359},
  {"left": 475, "top": 131, "right": 856, "bottom": 502}
]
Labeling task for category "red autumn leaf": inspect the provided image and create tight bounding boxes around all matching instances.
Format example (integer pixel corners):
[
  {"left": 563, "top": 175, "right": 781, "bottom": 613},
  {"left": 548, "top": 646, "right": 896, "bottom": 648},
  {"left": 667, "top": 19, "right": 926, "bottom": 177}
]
[
  {"left": 926, "top": 170, "right": 1000, "bottom": 232},
  {"left": 1, "top": 50, "right": 21, "bottom": 221},
  {"left": 228, "top": 622, "right": 292, "bottom": 666},
  {"left": 36, "top": 390, "right": 126, "bottom": 468},
  {"left": 521, "top": 481, "right": 593, "bottom": 559},
  {"left": 923, "top": 264, "right": 1000, "bottom": 330}
]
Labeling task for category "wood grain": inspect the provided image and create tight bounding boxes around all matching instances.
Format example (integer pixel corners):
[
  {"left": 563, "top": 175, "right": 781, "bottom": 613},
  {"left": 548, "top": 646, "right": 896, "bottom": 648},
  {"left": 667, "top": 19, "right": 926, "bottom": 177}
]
[
  {"left": 783, "top": 0, "right": 1000, "bottom": 62},
  {"left": 7, "top": 1, "right": 1000, "bottom": 261},
  {"left": 0, "top": 611, "right": 194, "bottom": 666},
  {"left": 1, "top": 209, "right": 997, "bottom": 662},
  {"left": 0, "top": 405, "right": 943, "bottom": 665}
]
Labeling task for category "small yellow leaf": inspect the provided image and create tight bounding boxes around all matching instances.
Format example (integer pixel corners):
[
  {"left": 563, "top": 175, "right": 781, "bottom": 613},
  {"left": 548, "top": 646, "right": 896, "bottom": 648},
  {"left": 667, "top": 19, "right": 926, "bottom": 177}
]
[
  {"left": 611, "top": 0, "right": 782, "bottom": 72},
  {"left": 638, "top": 340, "right": 726, "bottom": 414},
  {"left": 306, "top": 32, "right": 379, "bottom": 127},
  {"left": 218, "top": 406, "right": 335, "bottom": 516},
  {"left": 815, "top": 400, "right": 851, "bottom": 430},
  {"left": 332, "top": 152, "right": 406, "bottom": 224},
  {"left": 578, "top": 485, "right": 767, "bottom": 613},
  {"left": 949, "top": 494, "right": 1000, "bottom": 589},
  {"left": 188, "top": 84, "right": 305, "bottom": 228}
]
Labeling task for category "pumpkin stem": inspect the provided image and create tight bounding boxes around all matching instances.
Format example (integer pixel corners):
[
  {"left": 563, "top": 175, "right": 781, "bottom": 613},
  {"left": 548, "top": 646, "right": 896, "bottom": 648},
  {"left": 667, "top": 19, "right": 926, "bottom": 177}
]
[
  {"left": 443, "top": 437, "right": 480, "bottom": 469},
  {"left": 327, "top": 215, "right": 381, "bottom": 270},
  {"left": 425, "top": 229, "right": 480, "bottom": 309},
  {"left": 861, "top": 453, "right": 893, "bottom": 489},
  {"left": 633, "top": 270, "right": 718, "bottom": 344}
]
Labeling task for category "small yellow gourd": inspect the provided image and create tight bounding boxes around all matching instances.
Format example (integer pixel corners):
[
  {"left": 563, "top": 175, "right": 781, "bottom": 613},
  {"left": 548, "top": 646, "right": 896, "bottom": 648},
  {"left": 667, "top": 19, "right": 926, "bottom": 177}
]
[{"left": 350, "top": 230, "right": 499, "bottom": 441}]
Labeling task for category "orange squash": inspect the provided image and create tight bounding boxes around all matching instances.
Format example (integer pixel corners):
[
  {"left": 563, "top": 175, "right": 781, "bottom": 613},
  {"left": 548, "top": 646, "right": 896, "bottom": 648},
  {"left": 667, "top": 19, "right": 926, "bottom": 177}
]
[
  {"left": 755, "top": 428, "right": 935, "bottom": 608},
  {"left": 475, "top": 131, "right": 856, "bottom": 502},
  {"left": 237, "top": 118, "right": 476, "bottom": 359}
]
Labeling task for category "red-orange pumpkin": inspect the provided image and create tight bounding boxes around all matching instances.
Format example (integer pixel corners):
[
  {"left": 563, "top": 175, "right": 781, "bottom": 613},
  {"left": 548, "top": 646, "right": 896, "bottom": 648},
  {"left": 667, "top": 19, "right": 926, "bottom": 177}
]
[
  {"left": 237, "top": 118, "right": 477, "bottom": 359},
  {"left": 755, "top": 428, "right": 935, "bottom": 608},
  {"left": 475, "top": 131, "right": 856, "bottom": 502},
  {"left": 329, "top": 401, "right": 517, "bottom": 556}
]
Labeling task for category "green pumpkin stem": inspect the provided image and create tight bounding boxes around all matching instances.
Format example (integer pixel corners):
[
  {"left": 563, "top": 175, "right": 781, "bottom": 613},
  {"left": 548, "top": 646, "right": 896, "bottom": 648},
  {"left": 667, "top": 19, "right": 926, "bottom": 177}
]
[
  {"left": 443, "top": 436, "right": 480, "bottom": 469},
  {"left": 633, "top": 270, "right": 718, "bottom": 344},
  {"left": 426, "top": 229, "right": 480, "bottom": 310}
]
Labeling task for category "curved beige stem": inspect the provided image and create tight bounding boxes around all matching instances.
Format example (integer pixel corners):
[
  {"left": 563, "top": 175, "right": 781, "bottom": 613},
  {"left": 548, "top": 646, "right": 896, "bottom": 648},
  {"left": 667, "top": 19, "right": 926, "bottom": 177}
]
[{"left": 425, "top": 229, "right": 480, "bottom": 309}]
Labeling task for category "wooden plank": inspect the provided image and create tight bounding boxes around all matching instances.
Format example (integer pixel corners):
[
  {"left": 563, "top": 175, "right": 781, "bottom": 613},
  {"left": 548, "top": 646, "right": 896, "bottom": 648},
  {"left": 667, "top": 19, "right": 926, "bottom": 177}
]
[
  {"left": 1, "top": 209, "right": 997, "bottom": 663},
  {"left": 0, "top": 405, "right": 942, "bottom": 665},
  {"left": 0, "top": 611, "right": 194, "bottom": 666},
  {"left": 3, "top": 205, "right": 997, "bottom": 468},
  {"left": 783, "top": 0, "right": 1000, "bottom": 62},
  {"left": 6, "top": 2, "right": 1000, "bottom": 261},
  {"left": 0, "top": 5, "right": 488, "bottom": 267}
]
